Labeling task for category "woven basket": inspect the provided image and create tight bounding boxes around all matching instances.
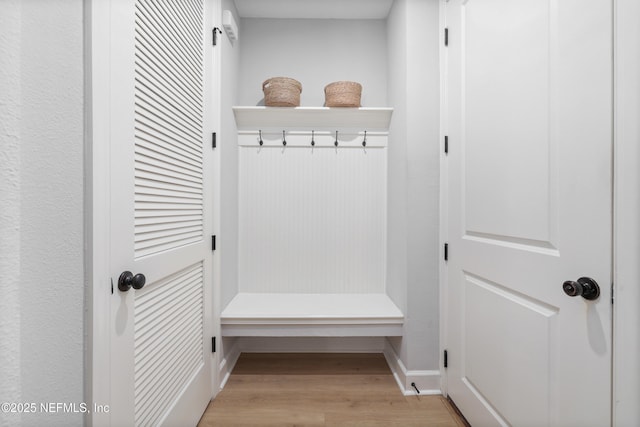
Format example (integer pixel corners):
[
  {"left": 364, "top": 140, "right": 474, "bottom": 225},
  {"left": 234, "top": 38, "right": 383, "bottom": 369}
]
[
  {"left": 324, "top": 81, "right": 362, "bottom": 107},
  {"left": 262, "top": 77, "right": 302, "bottom": 107}
]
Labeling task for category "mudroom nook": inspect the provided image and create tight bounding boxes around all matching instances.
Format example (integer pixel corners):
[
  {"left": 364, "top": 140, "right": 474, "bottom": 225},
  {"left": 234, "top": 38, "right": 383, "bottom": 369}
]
[{"left": 212, "top": 1, "right": 442, "bottom": 405}]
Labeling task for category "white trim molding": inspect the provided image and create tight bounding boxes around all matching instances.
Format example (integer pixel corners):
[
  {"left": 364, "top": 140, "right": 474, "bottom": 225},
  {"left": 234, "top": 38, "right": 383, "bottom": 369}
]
[
  {"left": 438, "top": 0, "right": 450, "bottom": 399},
  {"left": 383, "top": 341, "right": 441, "bottom": 396},
  {"left": 613, "top": 0, "right": 640, "bottom": 424},
  {"left": 218, "top": 338, "right": 241, "bottom": 391},
  {"left": 86, "top": 1, "right": 113, "bottom": 425}
]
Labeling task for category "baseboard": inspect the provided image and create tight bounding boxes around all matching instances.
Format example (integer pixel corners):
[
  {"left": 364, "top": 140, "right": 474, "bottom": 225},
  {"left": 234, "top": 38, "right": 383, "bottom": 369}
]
[
  {"left": 236, "top": 336, "right": 386, "bottom": 353},
  {"left": 218, "top": 339, "right": 241, "bottom": 391},
  {"left": 383, "top": 340, "right": 442, "bottom": 396}
]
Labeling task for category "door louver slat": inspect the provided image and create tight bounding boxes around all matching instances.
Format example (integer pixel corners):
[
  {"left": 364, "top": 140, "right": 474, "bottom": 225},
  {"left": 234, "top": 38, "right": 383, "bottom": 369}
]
[
  {"left": 134, "top": 262, "right": 204, "bottom": 426},
  {"left": 134, "top": 0, "right": 204, "bottom": 260}
]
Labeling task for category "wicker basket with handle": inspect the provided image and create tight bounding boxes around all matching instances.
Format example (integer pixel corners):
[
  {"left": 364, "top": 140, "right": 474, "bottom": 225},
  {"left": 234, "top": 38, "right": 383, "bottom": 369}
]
[
  {"left": 324, "top": 81, "right": 362, "bottom": 107},
  {"left": 262, "top": 77, "right": 302, "bottom": 107}
]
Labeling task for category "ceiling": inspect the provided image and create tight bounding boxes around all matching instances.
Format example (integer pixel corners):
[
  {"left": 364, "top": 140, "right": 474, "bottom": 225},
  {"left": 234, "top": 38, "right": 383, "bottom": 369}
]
[{"left": 233, "top": 0, "right": 394, "bottom": 20}]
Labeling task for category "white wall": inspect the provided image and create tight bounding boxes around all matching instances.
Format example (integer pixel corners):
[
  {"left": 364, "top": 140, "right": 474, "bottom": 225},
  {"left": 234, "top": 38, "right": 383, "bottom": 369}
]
[
  {"left": 386, "top": 0, "right": 441, "bottom": 373},
  {"left": 385, "top": 0, "right": 409, "bottom": 317},
  {"left": 220, "top": 0, "right": 242, "bottom": 309},
  {"left": 238, "top": 144, "right": 387, "bottom": 294},
  {"left": 0, "top": 2, "right": 23, "bottom": 424},
  {"left": 404, "top": 0, "right": 441, "bottom": 371},
  {"left": 0, "top": 1, "right": 85, "bottom": 426},
  {"left": 237, "top": 18, "right": 387, "bottom": 107},
  {"left": 218, "top": 0, "right": 242, "bottom": 390}
]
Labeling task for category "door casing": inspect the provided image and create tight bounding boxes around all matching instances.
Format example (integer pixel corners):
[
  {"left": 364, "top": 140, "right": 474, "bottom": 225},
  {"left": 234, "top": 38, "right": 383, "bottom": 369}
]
[{"left": 612, "top": 0, "right": 640, "bottom": 424}]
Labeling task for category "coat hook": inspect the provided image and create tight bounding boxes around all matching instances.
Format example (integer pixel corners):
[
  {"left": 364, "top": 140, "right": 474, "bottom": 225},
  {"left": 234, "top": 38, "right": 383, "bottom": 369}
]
[
  {"left": 362, "top": 130, "right": 367, "bottom": 147},
  {"left": 311, "top": 130, "right": 315, "bottom": 147},
  {"left": 334, "top": 130, "right": 339, "bottom": 147},
  {"left": 259, "top": 130, "right": 263, "bottom": 146},
  {"left": 282, "top": 130, "right": 287, "bottom": 146}
]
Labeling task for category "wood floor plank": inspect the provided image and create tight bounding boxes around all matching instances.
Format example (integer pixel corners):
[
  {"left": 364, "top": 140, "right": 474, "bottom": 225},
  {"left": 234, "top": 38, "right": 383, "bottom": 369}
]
[
  {"left": 197, "top": 353, "right": 466, "bottom": 427},
  {"left": 219, "top": 375, "right": 402, "bottom": 394}
]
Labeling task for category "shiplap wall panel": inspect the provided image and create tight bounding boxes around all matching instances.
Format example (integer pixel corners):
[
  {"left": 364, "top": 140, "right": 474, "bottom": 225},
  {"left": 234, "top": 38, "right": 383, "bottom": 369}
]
[
  {"left": 239, "top": 146, "right": 387, "bottom": 293},
  {"left": 134, "top": 0, "right": 204, "bottom": 260},
  {"left": 133, "top": 262, "right": 204, "bottom": 426}
]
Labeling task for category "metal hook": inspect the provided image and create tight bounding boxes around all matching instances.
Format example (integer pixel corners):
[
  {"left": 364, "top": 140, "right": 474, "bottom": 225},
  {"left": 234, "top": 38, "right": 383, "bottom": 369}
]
[
  {"left": 259, "top": 130, "right": 263, "bottom": 146},
  {"left": 311, "top": 130, "right": 315, "bottom": 147},
  {"left": 282, "top": 130, "right": 287, "bottom": 146},
  {"left": 362, "top": 130, "right": 367, "bottom": 147},
  {"left": 334, "top": 130, "right": 339, "bottom": 147}
]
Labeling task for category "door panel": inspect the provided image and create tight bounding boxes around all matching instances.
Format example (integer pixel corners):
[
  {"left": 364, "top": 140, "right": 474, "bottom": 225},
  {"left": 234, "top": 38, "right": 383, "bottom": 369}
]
[
  {"left": 464, "top": 0, "right": 555, "bottom": 246},
  {"left": 446, "top": 0, "right": 612, "bottom": 426},
  {"left": 464, "top": 273, "right": 558, "bottom": 427},
  {"left": 109, "top": 0, "right": 214, "bottom": 425}
]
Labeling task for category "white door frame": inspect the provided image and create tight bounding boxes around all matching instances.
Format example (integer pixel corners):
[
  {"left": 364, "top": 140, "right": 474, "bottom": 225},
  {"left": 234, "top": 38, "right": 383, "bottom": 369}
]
[
  {"left": 439, "top": 0, "right": 640, "bottom": 425},
  {"left": 85, "top": 0, "right": 113, "bottom": 425},
  {"left": 438, "top": 0, "right": 449, "bottom": 399},
  {"left": 85, "top": 1, "right": 223, "bottom": 425},
  {"left": 209, "top": 0, "right": 224, "bottom": 396},
  {"left": 612, "top": 0, "right": 640, "bottom": 424}
]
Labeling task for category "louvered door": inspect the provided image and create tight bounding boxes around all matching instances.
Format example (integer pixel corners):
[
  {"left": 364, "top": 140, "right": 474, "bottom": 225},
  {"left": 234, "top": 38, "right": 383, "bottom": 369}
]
[{"left": 109, "top": 0, "right": 214, "bottom": 425}]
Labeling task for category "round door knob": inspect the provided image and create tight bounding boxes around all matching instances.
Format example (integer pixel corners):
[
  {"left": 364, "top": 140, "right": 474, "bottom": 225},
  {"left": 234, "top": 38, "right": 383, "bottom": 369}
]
[
  {"left": 118, "top": 271, "right": 146, "bottom": 292},
  {"left": 562, "top": 277, "right": 600, "bottom": 301}
]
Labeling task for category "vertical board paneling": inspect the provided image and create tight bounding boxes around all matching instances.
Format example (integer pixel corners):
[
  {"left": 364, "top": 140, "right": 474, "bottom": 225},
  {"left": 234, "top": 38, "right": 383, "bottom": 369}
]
[
  {"left": 133, "top": 262, "right": 204, "bottom": 426},
  {"left": 134, "top": 0, "right": 204, "bottom": 259},
  {"left": 239, "top": 147, "right": 387, "bottom": 293}
]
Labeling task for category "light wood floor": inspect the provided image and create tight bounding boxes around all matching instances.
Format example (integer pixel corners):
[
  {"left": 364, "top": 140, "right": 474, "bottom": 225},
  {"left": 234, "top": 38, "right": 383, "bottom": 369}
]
[{"left": 198, "top": 353, "right": 468, "bottom": 426}]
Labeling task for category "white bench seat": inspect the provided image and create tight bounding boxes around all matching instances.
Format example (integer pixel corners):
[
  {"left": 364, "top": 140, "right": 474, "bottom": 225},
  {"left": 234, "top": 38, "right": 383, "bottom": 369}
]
[{"left": 221, "top": 293, "right": 404, "bottom": 337}]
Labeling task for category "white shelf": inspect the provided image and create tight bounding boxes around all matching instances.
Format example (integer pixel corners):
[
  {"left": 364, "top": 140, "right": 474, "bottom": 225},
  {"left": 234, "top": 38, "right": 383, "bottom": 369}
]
[
  {"left": 232, "top": 106, "right": 393, "bottom": 131},
  {"left": 221, "top": 293, "right": 404, "bottom": 337}
]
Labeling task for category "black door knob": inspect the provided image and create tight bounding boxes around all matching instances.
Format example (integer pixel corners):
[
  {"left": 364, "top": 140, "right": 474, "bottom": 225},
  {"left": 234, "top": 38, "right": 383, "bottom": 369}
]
[
  {"left": 562, "top": 277, "right": 600, "bottom": 301},
  {"left": 118, "top": 271, "right": 146, "bottom": 292}
]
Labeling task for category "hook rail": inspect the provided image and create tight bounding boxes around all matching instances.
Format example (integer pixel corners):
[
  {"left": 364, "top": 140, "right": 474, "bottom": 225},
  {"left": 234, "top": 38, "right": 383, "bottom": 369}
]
[{"left": 239, "top": 129, "right": 385, "bottom": 148}]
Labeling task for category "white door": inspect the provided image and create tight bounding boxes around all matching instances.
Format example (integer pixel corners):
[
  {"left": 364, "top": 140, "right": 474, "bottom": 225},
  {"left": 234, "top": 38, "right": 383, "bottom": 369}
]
[
  {"left": 444, "top": 1, "right": 612, "bottom": 426},
  {"left": 108, "top": 0, "right": 215, "bottom": 425}
]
